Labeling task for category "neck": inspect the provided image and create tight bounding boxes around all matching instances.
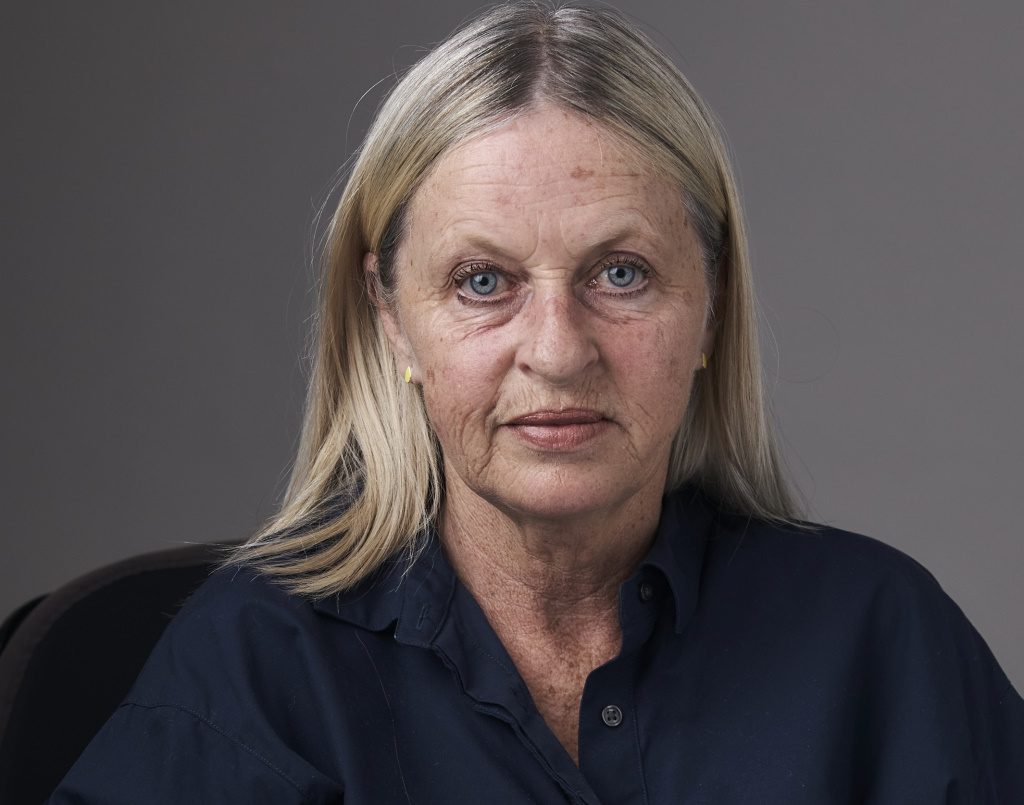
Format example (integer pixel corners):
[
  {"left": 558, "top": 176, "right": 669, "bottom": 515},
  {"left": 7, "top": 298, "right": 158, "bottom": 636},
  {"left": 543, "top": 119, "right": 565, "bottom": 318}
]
[{"left": 439, "top": 471, "right": 664, "bottom": 637}]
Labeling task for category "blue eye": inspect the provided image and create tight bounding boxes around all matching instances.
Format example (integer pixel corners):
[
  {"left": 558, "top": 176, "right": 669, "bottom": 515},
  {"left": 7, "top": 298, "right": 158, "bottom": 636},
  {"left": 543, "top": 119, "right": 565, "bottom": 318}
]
[
  {"left": 465, "top": 271, "right": 499, "bottom": 295},
  {"left": 605, "top": 264, "right": 638, "bottom": 287}
]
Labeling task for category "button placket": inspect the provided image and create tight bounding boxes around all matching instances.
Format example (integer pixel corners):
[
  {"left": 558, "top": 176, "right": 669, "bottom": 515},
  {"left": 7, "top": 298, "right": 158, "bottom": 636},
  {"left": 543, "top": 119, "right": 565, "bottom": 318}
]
[{"left": 579, "top": 654, "right": 647, "bottom": 803}]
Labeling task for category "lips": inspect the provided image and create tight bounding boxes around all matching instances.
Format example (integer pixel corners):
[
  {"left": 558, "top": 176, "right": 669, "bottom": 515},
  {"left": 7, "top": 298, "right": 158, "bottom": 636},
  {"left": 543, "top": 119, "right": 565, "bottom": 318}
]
[
  {"left": 503, "top": 409, "right": 612, "bottom": 450},
  {"left": 506, "top": 408, "right": 607, "bottom": 426}
]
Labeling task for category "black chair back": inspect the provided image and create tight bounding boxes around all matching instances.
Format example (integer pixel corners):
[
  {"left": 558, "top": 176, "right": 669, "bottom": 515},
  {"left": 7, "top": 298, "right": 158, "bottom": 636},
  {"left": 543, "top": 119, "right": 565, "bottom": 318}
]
[{"left": 0, "top": 542, "right": 235, "bottom": 803}]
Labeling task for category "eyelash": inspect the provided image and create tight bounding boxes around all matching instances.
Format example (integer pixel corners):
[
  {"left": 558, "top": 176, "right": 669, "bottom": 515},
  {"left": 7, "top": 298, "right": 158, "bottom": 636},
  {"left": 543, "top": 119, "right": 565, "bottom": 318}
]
[{"left": 452, "top": 255, "right": 651, "bottom": 307}]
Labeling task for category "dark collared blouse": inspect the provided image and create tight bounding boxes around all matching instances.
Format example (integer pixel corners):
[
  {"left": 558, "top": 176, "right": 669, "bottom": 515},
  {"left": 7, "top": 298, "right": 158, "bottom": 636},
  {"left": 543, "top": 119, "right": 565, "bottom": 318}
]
[{"left": 50, "top": 486, "right": 1024, "bottom": 803}]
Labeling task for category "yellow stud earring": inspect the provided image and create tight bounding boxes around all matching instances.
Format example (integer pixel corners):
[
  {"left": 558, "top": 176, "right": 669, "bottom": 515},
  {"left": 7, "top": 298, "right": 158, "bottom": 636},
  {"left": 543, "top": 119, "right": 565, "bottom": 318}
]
[
  {"left": 701, "top": 352, "right": 708, "bottom": 369},
  {"left": 403, "top": 366, "right": 412, "bottom": 384}
]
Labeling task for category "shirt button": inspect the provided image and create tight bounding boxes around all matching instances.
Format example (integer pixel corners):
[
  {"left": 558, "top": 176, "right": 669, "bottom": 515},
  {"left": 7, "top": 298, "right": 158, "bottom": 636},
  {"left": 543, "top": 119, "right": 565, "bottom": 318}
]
[
  {"left": 639, "top": 581, "right": 654, "bottom": 602},
  {"left": 601, "top": 705, "right": 623, "bottom": 727}
]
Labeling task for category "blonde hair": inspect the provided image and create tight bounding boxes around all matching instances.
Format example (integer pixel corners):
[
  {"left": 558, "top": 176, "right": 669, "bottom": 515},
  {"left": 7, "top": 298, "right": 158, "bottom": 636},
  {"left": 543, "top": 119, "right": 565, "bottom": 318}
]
[{"left": 218, "top": 1, "right": 806, "bottom": 597}]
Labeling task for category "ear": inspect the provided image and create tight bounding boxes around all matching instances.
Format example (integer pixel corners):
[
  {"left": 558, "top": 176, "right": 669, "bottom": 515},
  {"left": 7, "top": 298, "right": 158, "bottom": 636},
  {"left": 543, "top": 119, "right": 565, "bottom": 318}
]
[{"left": 363, "top": 252, "right": 415, "bottom": 378}]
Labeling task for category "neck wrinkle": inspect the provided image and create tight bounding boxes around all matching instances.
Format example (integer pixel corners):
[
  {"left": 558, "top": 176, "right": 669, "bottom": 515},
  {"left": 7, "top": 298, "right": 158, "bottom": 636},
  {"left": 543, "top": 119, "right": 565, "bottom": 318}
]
[{"left": 438, "top": 478, "right": 663, "bottom": 639}]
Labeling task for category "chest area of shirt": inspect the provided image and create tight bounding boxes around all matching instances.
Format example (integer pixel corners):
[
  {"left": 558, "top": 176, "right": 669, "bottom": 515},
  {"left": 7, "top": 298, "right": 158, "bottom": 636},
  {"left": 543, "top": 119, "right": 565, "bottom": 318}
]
[
  {"left": 495, "top": 622, "right": 623, "bottom": 763},
  {"left": 322, "top": 627, "right": 893, "bottom": 805}
]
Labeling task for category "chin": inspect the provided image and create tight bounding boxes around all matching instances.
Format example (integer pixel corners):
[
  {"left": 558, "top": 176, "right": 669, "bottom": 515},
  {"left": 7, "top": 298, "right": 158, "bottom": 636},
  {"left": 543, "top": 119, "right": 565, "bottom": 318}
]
[{"left": 483, "top": 463, "right": 647, "bottom": 522}]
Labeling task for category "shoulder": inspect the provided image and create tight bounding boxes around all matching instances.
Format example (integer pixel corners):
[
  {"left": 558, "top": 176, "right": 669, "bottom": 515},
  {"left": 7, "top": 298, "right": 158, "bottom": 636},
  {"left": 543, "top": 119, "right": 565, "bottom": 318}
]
[
  {"left": 50, "top": 566, "right": 349, "bottom": 802},
  {"left": 697, "top": 503, "right": 1004, "bottom": 675},
  {"left": 711, "top": 507, "right": 928, "bottom": 572},
  {"left": 123, "top": 564, "right": 343, "bottom": 717},
  {"left": 704, "top": 507, "right": 956, "bottom": 614},
  {"left": 700, "top": 507, "right": 1024, "bottom": 796},
  {"left": 167, "top": 562, "right": 318, "bottom": 634},
  {"left": 153, "top": 562, "right": 321, "bottom": 652},
  {"left": 702, "top": 506, "right": 1019, "bottom": 706}
]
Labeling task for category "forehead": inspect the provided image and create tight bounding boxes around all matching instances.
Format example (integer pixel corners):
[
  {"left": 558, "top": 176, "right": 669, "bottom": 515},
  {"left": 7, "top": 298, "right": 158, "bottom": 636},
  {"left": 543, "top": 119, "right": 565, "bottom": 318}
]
[
  {"left": 429, "top": 107, "right": 643, "bottom": 184},
  {"left": 404, "top": 106, "right": 691, "bottom": 260}
]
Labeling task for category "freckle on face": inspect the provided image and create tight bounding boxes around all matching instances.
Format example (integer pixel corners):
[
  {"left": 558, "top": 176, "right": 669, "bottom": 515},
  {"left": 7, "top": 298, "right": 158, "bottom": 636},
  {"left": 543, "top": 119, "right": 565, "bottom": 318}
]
[{"left": 390, "top": 104, "right": 712, "bottom": 521}]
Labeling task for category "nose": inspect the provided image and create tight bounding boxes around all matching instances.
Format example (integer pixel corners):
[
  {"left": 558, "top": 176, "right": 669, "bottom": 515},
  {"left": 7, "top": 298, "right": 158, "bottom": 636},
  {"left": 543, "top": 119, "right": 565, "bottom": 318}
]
[{"left": 516, "top": 290, "right": 600, "bottom": 385}]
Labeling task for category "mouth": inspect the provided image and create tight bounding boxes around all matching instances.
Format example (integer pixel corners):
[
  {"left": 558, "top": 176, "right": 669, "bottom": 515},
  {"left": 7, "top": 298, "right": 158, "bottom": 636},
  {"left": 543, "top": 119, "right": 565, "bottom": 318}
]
[
  {"left": 503, "top": 409, "right": 612, "bottom": 450},
  {"left": 505, "top": 408, "right": 608, "bottom": 426}
]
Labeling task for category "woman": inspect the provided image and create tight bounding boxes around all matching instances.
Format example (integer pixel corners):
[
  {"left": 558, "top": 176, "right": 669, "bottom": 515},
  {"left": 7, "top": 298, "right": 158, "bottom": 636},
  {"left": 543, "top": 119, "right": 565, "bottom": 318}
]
[{"left": 51, "top": 2, "right": 1023, "bottom": 803}]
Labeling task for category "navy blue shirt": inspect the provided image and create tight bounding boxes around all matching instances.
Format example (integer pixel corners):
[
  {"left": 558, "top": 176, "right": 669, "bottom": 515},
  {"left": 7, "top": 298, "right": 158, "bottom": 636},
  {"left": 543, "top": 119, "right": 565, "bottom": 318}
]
[{"left": 50, "top": 485, "right": 1024, "bottom": 803}]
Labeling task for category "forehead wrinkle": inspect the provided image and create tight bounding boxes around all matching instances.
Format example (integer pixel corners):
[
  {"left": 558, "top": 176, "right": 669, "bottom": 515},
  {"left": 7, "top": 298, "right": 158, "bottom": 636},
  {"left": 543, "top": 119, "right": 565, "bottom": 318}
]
[
  {"left": 557, "top": 195, "right": 677, "bottom": 255},
  {"left": 411, "top": 116, "right": 688, "bottom": 272},
  {"left": 424, "top": 213, "right": 542, "bottom": 267},
  {"left": 442, "top": 171, "right": 623, "bottom": 204},
  {"left": 447, "top": 174, "right": 648, "bottom": 218},
  {"left": 435, "top": 139, "right": 643, "bottom": 187},
  {"left": 420, "top": 183, "right": 681, "bottom": 270}
]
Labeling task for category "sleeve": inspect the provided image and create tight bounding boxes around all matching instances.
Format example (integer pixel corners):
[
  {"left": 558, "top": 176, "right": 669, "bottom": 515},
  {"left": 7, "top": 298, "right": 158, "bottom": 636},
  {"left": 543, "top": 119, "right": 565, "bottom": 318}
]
[
  {"left": 959, "top": 625, "right": 1024, "bottom": 802},
  {"left": 927, "top": 578, "right": 1024, "bottom": 803},
  {"left": 48, "top": 701, "right": 316, "bottom": 804},
  {"left": 867, "top": 554, "right": 1024, "bottom": 804}
]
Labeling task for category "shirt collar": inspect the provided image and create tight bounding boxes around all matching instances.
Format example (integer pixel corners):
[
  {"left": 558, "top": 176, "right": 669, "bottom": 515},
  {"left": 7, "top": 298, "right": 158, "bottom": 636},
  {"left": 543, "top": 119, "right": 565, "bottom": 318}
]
[
  {"left": 639, "top": 482, "right": 714, "bottom": 634},
  {"left": 311, "top": 482, "right": 715, "bottom": 639}
]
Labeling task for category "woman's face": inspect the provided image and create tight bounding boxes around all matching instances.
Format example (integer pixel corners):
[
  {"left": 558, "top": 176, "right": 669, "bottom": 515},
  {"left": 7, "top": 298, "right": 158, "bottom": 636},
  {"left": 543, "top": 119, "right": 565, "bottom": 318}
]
[{"left": 373, "top": 104, "right": 716, "bottom": 522}]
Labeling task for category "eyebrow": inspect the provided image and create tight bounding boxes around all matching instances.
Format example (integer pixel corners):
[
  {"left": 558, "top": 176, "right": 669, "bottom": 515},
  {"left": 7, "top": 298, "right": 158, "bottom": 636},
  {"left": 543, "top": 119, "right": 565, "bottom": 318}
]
[{"left": 436, "top": 221, "right": 666, "bottom": 267}]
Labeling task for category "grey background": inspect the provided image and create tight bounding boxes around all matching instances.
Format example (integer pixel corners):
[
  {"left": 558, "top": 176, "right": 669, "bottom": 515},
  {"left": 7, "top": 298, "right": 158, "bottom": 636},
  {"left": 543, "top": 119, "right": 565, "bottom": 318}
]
[{"left": 2, "top": 1, "right": 1021, "bottom": 690}]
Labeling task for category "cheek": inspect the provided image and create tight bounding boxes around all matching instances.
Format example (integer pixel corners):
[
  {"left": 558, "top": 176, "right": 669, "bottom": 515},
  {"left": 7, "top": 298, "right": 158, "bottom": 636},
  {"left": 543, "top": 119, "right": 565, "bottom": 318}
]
[
  {"left": 605, "top": 316, "right": 699, "bottom": 431},
  {"left": 416, "top": 325, "right": 511, "bottom": 451}
]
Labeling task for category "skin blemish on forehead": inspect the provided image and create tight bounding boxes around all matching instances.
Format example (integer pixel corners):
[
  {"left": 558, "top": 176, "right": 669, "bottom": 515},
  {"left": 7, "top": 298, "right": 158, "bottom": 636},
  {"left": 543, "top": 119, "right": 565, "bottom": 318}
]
[{"left": 570, "top": 166, "right": 595, "bottom": 180}]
